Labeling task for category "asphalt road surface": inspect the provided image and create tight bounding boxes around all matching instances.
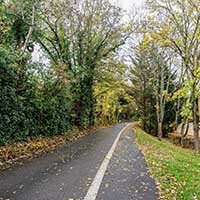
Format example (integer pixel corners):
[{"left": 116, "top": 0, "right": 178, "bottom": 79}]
[{"left": 0, "top": 123, "right": 159, "bottom": 200}]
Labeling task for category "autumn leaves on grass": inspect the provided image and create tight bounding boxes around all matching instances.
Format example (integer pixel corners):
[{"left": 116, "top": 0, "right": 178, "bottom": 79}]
[{"left": 134, "top": 127, "right": 200, "bottom": 200}]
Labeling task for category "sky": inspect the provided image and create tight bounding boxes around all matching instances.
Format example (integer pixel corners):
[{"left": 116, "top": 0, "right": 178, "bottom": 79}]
[{"left": 110, "top": 0, "right": 145, "bottom": 11}]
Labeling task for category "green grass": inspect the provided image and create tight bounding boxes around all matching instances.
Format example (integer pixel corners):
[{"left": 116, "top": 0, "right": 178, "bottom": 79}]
[{"left": 134, "top": 127, "right": 200, "bottom": 200}]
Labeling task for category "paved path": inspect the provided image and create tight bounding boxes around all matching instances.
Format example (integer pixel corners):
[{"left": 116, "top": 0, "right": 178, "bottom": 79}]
[{"left": 0, "top": 123, "right": 159, "bottom": 200}]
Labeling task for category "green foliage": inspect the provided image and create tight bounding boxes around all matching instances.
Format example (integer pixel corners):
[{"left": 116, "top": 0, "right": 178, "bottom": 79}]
[
  {"left": 0, "top": 0, "right": 129, "bottom": 145},
  {"left": 33, "top": 0, "right": 130, "bottom": 128},
  {"left": 0, "top": 49, "right": 72, "bottom": 145},
  {"left": 130, "top": 42, "right": 176, "bottom": 135},
  {"left": 94, "top": 60, "right": 135, "bottom": 125},
  {"left": 0, "top": 46, "right": 19, "bottom": 144}
]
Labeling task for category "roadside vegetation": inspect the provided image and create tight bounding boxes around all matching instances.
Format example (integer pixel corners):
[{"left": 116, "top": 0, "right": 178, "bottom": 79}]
[
  {"left": 0, "top": 0, "right": 134, "bottom": 147},
  {"left": 134, "top": 126, "right": 200, "bottom": 200},
  {"left": 130, "top": 0, "right": 200, "bottom": 154}
]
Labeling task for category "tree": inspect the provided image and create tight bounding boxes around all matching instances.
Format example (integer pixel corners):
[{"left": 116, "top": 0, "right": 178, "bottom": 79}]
[
  {"left": 130, "top": 43, "right": 156, "bottom": 133},
  {"left": 36, "top": 0, "right": 132, "bottom": 128},
  {"left": 130, "top": 33, "right": 176, "bottom": 138},
  {"left": 147, "top": 0, "right": 200, "bottom": 153},
  {"left": 94, "top": 59, "right": 133, "bottom": 125}
]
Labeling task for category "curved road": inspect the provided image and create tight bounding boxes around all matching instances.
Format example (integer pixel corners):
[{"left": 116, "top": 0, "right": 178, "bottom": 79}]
[{"left": 0, "top": 123, "right": 159, "bottom": 200}]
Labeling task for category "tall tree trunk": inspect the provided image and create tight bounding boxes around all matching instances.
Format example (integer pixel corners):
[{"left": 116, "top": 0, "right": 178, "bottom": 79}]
[
  {"left": 193, "top": 97, "right": 200, "bottom": 154},
  {"left": 17, "top": 58, "right": 27, "bottom": 96},
  {"left": 156, "top": 95, "right": 163, "bottom": 140},
  {"left": 180, "top": 119, "right": 186, "bottom": 136},
  {"left": 143, "top": 102, "right": 147, "bottom": 131},
  {"left": 184, "top": 120, "right": 189, "bottom": 137},
  {"left": 74, "top": 71, "right": 94, "bottom": 128},
  {"left": 158, "top": 121, "right": 163, "bottom": 140},
  {"left": 143, "top": 77, "right": 147, "bottom": 131},
  {"left": 180, "top": 118, "right": 189, "bottom": 147},
  {"left": 174, "top": 99, "right": 180, "bottom": 132},
  {"left": 88, "top": 79, "right": 95, "bottom": 127}
]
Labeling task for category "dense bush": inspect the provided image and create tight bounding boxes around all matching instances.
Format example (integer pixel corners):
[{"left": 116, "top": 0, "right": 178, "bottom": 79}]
[{"left": 0, "top": 48, "right": 72, "bottom": 145}]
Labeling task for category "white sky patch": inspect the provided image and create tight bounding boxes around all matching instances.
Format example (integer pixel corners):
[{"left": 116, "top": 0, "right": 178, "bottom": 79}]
[
  {"left": 110, "top": 0, "right": 145, "bottom": 11},
  {"left": 32, "top": 44, "right": 50, "bottom": 65}
]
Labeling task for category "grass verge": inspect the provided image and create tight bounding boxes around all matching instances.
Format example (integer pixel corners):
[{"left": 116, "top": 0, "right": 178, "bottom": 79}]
[
  {"left": 0, "top": 127, "right": 97, "bottom": 171},
  {"left": 134, "top": 126, "right": 200, "bottom": 200}
]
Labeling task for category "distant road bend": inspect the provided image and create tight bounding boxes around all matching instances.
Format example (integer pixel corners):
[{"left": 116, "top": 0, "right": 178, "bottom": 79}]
[{"left": 0, "top": 123, "right": 159, "bottom": 200}]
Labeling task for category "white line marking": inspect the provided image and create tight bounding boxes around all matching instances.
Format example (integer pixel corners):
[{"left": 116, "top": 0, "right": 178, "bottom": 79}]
[{"left": 84, "top": 124, "right": 130, "bottom": 200}]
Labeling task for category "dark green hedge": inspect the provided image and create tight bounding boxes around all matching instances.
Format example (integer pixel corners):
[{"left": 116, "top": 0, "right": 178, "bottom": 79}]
[{"left": 0, "top": 48, "right": 72, "bottom": 146}]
